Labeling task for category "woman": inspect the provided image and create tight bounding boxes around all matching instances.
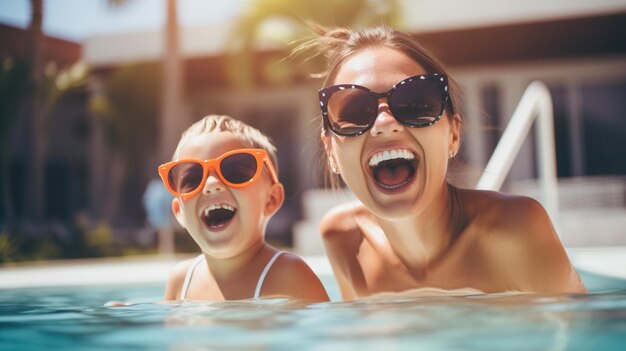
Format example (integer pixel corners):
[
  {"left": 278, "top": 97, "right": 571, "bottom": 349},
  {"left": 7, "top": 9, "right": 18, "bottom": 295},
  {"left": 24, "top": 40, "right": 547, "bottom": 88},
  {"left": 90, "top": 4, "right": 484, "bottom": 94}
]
[{"left": 300, "top": 25, "right": 585, "bottom": 300}]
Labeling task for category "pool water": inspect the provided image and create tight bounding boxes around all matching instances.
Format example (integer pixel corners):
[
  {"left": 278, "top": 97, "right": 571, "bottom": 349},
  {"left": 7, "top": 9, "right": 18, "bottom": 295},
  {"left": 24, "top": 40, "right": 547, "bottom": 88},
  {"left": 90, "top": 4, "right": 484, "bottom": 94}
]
[{"left": 1, "top": 272, "right": 625, "bottom": 350}]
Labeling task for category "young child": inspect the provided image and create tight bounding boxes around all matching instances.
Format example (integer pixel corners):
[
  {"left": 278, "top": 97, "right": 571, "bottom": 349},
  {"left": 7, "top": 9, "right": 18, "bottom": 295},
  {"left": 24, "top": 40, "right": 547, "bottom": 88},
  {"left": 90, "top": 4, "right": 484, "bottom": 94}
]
[{"left": 160, "top": 115, "right": 329, "bottom": 302}]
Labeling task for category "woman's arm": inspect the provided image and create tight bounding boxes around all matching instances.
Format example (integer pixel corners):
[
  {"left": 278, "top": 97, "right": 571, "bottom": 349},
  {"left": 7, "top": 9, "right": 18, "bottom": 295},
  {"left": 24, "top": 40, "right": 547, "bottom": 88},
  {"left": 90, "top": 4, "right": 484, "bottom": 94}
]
[{"left": 320, "top": 203, "right": 366, "bottom": 301}]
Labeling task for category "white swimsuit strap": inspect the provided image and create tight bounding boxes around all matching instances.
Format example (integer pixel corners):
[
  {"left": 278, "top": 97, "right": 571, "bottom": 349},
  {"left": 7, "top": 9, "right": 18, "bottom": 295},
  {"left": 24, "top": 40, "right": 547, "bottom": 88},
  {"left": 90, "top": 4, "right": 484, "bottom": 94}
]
[
  {"left": 254, "top": 251, "right": 284, "bottom": 299},
  {"left": 180, "top": 254, "right": 204, "bottom": 300}
]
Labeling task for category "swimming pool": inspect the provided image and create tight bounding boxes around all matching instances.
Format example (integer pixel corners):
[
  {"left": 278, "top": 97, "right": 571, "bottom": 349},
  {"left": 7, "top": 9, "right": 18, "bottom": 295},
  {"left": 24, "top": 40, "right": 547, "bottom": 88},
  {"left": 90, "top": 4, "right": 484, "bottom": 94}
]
[{"left": 1, "top": 268, "right": 625, "bottom": 350}]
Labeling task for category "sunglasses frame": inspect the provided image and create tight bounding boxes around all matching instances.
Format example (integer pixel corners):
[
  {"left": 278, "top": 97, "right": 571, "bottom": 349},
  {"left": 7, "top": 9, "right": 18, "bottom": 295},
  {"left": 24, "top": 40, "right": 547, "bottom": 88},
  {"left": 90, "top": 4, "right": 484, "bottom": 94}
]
[
  {"left": 319, "top": 73, "right": 452, "bottom": 137},
  {"left": 158, "top": 148, "right": 279, "bottom": 198}
]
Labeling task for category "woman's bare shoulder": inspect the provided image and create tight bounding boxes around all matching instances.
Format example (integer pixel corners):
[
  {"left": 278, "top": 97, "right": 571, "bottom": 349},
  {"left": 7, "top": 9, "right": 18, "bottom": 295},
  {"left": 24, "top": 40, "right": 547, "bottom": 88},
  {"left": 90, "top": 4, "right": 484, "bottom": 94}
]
[
  {"left": 457, "top": 188, "right": 585, "bottom": 293},
  {"left": 457, "top": 188, "right": 551, "bottom": 236},
  {"left": 456, "top": 188, "right": 560, "bottom": 267},
  {"left": 450, "top": 189, "right": 550, "bottom": 233},
  {"left": 320, "top": 200, "right": 369, "bottom": 240}
]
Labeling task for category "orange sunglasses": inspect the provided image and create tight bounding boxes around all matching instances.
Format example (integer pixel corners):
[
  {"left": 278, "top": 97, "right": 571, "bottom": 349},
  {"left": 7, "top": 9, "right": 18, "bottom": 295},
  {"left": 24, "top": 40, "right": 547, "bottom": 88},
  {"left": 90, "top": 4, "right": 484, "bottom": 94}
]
[{"left": 158, "top": 148, "right": 279, "bottom": 198}]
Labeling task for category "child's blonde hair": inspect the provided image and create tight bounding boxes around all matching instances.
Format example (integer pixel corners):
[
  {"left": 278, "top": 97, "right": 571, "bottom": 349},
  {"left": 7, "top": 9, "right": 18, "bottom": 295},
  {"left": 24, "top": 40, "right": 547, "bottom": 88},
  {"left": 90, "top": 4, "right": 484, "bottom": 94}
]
[{"left": 173, "top": 115, "right": 279, "bottom": 175}]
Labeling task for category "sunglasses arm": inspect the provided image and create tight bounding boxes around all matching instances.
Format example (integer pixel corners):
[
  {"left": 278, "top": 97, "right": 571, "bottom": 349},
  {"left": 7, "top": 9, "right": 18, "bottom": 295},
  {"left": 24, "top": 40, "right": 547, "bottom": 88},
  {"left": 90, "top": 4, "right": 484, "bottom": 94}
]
[{"left": 263, "top": 158, "right": 279, "bottom": 184}]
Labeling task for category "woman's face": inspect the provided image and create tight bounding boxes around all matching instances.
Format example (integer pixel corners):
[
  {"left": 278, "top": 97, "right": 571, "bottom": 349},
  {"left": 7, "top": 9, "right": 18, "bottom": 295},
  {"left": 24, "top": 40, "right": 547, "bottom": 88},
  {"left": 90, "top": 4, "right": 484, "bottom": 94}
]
[{"left": 323, "top": 46, "right": 460, "bottom": 219}]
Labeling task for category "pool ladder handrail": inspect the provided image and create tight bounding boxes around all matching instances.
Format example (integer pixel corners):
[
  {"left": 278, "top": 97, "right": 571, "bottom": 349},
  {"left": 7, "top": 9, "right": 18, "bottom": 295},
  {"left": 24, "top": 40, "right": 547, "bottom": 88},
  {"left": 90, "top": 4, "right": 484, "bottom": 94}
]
[{"left": 476, "top": 81, "right": 560, "bottom": 224}]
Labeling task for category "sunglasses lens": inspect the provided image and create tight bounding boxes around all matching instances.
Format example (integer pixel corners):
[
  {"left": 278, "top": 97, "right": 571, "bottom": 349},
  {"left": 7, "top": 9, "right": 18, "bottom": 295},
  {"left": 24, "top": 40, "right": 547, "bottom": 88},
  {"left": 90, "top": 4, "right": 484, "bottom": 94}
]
[
  {"left": 390, "top": 79, "right": 444, "bottom": 127},
  {"left": 327, "top": 88, "right": 378, "bottom": 135},
  {"left": 220, "top": 153, "right": 258, "bottom": 184},
  {"left": 168, "top": 162, "right": 203, "bottom": 194}
]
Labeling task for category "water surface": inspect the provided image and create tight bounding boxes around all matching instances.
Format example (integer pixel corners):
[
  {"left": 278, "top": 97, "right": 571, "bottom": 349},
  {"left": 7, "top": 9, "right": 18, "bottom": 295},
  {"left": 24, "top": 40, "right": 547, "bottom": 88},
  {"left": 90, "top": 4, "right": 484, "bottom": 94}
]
[{"left": 1, "top": 272, "right": 625, "bottom": 350}]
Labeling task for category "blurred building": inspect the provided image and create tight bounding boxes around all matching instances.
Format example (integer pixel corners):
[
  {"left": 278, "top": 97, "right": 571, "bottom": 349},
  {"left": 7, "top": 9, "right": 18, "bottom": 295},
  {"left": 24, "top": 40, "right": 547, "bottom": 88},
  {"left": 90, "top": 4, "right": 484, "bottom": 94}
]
[
  {"left": 3, "top": 0, "right": 625, "bottom": 250},
  {"left": 84, "top": 0, "right": 626, "bottom": 248},
  {"left": 0, "top": 23, "right": 89, "bottom": 227}
]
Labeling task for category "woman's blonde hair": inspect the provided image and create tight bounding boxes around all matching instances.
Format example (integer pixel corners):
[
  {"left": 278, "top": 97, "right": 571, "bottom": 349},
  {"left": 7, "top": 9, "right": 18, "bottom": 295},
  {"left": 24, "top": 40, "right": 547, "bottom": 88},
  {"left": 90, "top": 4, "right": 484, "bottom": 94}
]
[{"left": 172, "top": 115, "right": 279, "bottom": 175}]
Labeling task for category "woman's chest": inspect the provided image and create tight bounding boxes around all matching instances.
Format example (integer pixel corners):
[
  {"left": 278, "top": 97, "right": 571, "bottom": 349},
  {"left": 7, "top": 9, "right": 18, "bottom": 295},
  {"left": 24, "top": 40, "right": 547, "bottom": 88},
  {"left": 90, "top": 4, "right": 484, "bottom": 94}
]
[{"left": 349, "top": 231, "right": 495, "bottom": 296}]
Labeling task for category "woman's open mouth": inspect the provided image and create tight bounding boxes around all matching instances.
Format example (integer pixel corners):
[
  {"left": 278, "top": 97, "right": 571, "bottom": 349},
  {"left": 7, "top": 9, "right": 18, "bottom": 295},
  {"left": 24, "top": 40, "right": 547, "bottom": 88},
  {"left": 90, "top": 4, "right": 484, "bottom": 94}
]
[
  {"left": 368, "top": 149, "right": 418, "bottom": 192},
  {"left": 200, "top": 204, "right": 237, "bottom": 232}
]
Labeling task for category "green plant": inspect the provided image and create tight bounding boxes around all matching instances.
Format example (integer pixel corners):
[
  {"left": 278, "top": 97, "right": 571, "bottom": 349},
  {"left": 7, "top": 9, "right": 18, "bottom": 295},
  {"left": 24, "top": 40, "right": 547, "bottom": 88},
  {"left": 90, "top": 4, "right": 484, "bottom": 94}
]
[
  {"left": 0, "top": 57, "right": 29, "bottom": 228},
  {"left": 89, "top": 63, "right": 161, "bottom": 224},
  {"left": 0, "top": 232, "right": 20, "bottom": 263}
]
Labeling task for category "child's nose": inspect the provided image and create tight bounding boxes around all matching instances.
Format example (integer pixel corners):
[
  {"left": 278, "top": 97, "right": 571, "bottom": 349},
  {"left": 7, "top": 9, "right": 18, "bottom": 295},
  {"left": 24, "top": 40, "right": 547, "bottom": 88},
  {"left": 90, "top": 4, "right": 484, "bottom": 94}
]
[{"left": 202, "top": 170, "right": 225, "bottom": 195}]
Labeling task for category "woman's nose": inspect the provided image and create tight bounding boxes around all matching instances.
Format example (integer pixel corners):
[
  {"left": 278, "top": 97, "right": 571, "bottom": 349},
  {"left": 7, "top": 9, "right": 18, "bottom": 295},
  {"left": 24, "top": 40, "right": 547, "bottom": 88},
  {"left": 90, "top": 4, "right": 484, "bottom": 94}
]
[
  {"left": 370, "top": 98, "right": 404, "bottom": 136},
  {"left": 202, "top": 170, "right": 225, "bottom": 194}
]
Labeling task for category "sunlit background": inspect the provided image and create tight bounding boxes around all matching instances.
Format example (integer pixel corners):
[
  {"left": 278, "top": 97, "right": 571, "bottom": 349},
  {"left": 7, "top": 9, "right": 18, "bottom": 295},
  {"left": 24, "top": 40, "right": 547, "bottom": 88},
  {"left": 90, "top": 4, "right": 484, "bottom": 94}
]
[{"left": 1, "top": 0, "right": 625, "bottom": 263}]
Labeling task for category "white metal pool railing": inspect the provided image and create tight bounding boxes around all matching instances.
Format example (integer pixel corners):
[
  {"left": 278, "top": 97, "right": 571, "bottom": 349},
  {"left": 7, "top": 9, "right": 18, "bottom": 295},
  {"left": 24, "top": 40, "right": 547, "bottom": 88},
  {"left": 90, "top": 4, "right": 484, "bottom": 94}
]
[{"left": 476, "top": 81, "right": 560, "bottom": 222}]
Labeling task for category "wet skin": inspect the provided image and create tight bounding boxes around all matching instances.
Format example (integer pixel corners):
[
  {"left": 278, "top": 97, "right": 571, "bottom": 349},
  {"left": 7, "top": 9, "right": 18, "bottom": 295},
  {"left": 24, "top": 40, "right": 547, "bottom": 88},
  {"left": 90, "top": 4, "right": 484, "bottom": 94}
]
[{"left": 321, "top": 47, "right": 586, "bottom": 300}]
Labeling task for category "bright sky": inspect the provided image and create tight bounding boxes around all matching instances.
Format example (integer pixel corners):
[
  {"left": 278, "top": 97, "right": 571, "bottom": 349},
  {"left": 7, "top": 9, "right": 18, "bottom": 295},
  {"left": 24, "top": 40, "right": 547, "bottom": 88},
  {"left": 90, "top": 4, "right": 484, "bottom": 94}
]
[
  {"left": 2, "top": 0, "right": 625, "bottom": 43},
  {"left": 0, "top": 0, "right": 246, "bottom": 42}
]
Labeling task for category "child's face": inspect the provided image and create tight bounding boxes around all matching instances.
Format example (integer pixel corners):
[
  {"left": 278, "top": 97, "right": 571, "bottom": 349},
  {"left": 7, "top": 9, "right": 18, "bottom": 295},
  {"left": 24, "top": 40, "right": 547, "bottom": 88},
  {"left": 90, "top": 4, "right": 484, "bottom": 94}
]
[{"left": 171, "top": 132, "right": 284, "bottom": 258}]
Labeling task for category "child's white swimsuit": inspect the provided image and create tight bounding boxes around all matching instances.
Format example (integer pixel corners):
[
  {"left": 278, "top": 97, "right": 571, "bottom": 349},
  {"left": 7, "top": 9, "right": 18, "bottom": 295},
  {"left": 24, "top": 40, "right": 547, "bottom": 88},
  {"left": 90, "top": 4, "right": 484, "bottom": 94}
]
[{"left": 179, "top": 251, "right": 285, "bottom": 300}]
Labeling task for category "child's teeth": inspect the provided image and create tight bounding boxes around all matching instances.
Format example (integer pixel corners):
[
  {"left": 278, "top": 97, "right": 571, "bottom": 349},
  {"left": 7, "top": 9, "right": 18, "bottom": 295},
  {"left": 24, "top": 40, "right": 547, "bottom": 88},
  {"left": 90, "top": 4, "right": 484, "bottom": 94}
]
[
  {"left": 204, "top": 204, "right": 236, "bottom": 216},
  {"left": 368, "top": 149, "right": 415, "bottom": 167}
]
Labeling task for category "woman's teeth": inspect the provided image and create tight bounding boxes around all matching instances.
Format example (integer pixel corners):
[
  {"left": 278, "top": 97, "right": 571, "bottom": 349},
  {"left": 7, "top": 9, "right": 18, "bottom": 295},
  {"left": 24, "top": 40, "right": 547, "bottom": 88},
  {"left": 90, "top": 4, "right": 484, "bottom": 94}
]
[{"left": 368, "top": 149, "right": 415, "bottom": 167}]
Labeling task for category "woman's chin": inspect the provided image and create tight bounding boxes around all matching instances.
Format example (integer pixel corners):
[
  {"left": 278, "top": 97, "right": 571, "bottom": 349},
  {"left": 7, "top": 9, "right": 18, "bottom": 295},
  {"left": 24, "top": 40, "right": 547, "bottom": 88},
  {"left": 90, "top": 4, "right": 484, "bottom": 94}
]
[
  {"left": 363, "top": 178, "right": 424, "bottom": 219},
  {"left": 371, "top": 201, "right": 421, "bottom": 220}
]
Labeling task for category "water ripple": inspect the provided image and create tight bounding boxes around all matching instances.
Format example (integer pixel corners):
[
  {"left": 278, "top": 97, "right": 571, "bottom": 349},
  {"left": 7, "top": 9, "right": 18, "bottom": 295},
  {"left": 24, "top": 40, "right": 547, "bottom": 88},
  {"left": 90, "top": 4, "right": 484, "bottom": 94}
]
[{"left": 1, "top": 285, "right": 625, "bottom": 350}]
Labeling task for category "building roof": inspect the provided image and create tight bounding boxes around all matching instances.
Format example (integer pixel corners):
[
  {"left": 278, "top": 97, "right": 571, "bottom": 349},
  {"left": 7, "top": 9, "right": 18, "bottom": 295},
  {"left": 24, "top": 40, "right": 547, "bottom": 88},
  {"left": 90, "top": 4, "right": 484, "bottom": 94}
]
[
  {"left": 0, "top": 23, "right": 81, "bottom": 66},
  {"left": 82, "top": 0, "right": 626, "bottom": 69}
]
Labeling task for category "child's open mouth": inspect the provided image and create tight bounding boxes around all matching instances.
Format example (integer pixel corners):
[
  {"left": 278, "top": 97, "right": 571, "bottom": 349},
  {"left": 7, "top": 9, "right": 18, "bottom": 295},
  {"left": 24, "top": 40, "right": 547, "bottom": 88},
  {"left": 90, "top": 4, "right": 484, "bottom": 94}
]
[
  {"left": 368, "top": 149, "right": 418, "bottom": 191},
  {"left": 201, "top": 204, "right": 237, "bottom": 231}
]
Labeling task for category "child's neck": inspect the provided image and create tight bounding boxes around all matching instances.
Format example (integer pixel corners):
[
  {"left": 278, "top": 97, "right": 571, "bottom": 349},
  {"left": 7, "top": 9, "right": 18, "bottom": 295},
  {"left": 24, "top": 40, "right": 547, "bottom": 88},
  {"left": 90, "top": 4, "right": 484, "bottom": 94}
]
[{"left": 203, "top": 239, "right": 272, "bottom": 281}]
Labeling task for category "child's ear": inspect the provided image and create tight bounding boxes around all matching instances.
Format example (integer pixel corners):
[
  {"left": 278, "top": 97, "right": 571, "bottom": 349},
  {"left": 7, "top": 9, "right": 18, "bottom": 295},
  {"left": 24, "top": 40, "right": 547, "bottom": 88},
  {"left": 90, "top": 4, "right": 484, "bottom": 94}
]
[
  {"left": 172, "top": 198, "right": 186, "bottom": 228},
  {"left": 264, "top": 182, "right": 284, "bottom": 217}
]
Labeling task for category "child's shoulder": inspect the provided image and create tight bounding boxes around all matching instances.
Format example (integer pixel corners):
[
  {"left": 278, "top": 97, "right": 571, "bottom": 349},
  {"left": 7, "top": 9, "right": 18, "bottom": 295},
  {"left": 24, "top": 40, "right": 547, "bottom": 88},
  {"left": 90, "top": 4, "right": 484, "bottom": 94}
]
[
  {"left": 163, "top": 256, "right": 202, "bottom": 301},
  {"left": 272, "top": 251, "right": 313, "bottom": 275},
  {"left": 262, "top": 251, "right": 329, "bottom": 302}
]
